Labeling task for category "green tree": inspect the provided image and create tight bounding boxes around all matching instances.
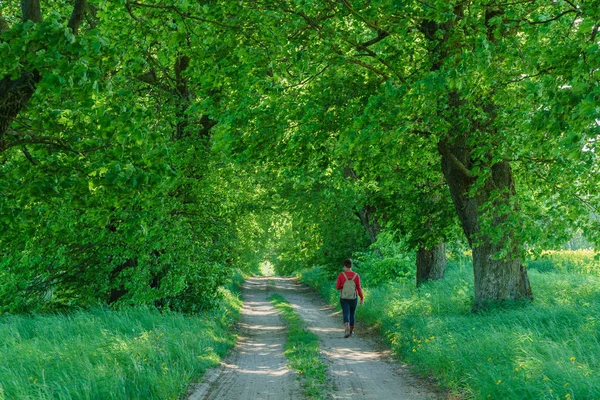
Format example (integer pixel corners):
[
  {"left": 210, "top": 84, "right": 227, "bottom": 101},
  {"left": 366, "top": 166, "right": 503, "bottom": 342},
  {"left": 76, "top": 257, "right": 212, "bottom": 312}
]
[
  {"left": 0, "top": 0, "right": 246, "bottom": 312},
  {"left": 214, "top": 0, "right": 599, "bottom": 309}
]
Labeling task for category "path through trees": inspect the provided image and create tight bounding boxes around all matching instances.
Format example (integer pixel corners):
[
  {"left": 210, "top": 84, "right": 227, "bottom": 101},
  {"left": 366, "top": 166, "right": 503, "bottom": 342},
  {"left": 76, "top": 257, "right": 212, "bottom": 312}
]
[{"left": 188, "top": 277, "right": 442, "bottom": 399}]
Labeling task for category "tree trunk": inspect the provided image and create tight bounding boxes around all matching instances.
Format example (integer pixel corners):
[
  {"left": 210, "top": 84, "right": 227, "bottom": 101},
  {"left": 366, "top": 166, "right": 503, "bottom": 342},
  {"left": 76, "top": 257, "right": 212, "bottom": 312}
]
[
  {"left": 1, "top": 1, "right": 86, "bottom": 146},
  {"left": 438, "top": 138, "right": 533, "bottom": 310},
  {"left": 0, "top": 72, "right": 41, "bottom": 140},
  {"left": 0, "top": 1, "right": 42, "bottom": 142},
  {"left": 416, "top": 242, "right": 446, "bottom": 287},
  {"left": 355, "top": 204, "right": 380, "bottom": 245},
  {"left": 21, "top": 0, "right": 42, "bottom": 23}
]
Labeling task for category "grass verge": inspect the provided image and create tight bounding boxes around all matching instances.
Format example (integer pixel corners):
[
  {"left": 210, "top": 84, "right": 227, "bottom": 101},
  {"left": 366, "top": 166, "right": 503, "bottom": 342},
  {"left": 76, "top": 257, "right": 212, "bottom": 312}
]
[
  {"left": 299, "top": 262, "right": 600, "bottom": 399},
  {"left": 0, "top": 286, "right": 243, "bottom": 400},
  {"left": 268, "top": 293, "right": 329, "bottom": 399}
]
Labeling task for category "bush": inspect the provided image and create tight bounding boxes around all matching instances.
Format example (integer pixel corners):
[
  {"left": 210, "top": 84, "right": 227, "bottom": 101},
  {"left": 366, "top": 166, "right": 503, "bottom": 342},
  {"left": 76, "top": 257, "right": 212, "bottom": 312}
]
[{"left": 353, "top": 231, "right": 414, "bottom": 287}]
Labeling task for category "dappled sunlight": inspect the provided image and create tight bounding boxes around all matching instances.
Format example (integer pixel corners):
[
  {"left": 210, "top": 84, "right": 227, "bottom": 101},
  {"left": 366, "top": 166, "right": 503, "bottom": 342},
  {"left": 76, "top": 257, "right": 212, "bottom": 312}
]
[
  {"left": 220, "top": 362, "right": 291, "bottom": 377},
  {"left": 189, "top": 276, "right": 300, "bottom": 399},
  {"left": 238, "top": 323, "right": 285, "bottom": 331},
  {"left": 262, "top": 276, "right": 439, "bottom": 399},
  {"left": 308, "top": 326, "right": 339, "bottom": 334},
  {"left": 324, "top": 347, "right": 384, "bottom": 362}
]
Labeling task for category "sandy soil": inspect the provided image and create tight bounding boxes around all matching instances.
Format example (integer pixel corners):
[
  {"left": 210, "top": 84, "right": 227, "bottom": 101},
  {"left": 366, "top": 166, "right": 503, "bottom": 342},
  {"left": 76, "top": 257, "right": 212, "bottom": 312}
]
[{"left": 187, "top": 276, "right": 444, "bottom": 400}]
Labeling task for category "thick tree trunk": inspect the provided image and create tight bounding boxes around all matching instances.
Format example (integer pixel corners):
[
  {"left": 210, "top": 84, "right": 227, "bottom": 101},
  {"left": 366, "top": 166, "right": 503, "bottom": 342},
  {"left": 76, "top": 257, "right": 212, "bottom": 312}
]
[
  {"left": 416, "top": 242, "right": 446, "bottom": 287},
  {"left": 438, "top": 138, "right": 532, "bottom": 310}
]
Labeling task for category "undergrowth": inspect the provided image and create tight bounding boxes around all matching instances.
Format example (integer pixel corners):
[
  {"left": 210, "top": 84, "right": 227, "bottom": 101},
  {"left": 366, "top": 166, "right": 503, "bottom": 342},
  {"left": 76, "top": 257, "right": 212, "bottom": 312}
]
[{"left": 0, "top": 273, "right": 245, "bottom": 400}]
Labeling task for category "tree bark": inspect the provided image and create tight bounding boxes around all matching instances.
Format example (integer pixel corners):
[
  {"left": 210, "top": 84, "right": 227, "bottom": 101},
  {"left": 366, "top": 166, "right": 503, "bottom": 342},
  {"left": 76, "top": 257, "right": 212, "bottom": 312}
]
[
  {"left": 355, "top": 204, "right": 380, "bottom": 245},
  {"left": 438, "top": 137, "right": 533, "bottom": 310},
  {"left": 0, "top": 1, "right": 42, "bottom": 143},
  {"left": 21, "top": 0, "right": 42, "bottom": 23},
  {"left": 1, "top": 1, "right": 88, "bottom": 147},
  {"left": 416, "top": 242, "right": 446, "bottom": 287},
  {"left": 0, "top": 72, "right": 42, "bottom": 141},
  {"left": 418, "top": 5, "right": 533, "bottom": 310}
]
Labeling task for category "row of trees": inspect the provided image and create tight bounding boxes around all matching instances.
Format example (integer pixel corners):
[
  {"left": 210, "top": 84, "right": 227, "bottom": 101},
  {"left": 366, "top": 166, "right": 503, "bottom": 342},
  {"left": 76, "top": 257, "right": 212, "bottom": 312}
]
[{"left": 1, "top": 0, "right": 598, "bottom": 313}]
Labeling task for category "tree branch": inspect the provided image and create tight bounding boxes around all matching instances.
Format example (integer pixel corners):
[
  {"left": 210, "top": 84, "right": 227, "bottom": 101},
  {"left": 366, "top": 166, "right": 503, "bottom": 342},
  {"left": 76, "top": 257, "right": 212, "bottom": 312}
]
[
  {"left": 339, "top": 0, "right": 382, "bottom": 31},
  {"left": 0, "top": 10, "right": 9, "bottom": 31},
  {"left": 0, "top": 137, "right": 72, "bottom": 152},
  {"left": 22, "top": 146, "right": 38, "bottom": 165},
  {"left": 346, "top": 58, "right": 390, "bottom": 80},
  {"left": 128, "top": 1, "right": 242, "bottom": 30},
  {"left": 501, "top": 67, "right": 555, "bottom": 87},
  {"left": 360, "top": 30, "right": 390, "bottom": 48},
  {"left": 282, "top": 65, "right": 329, "bottom": 89},
  {"left": 68, "top": 0, "right": 88, "bottom": 34},
  {"left": 437, "top": 141, "right": 475, "bottom": 179},
  {"left": 505, "top": 9, "right": 579, "bottom": 25}
]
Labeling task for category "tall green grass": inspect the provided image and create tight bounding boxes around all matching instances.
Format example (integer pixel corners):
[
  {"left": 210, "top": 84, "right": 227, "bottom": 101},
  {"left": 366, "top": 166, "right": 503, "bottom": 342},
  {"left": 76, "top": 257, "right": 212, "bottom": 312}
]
[
  {"left": 269, "top": 293, "right": 329, "bottom": 399},
  {"left": 528, "top": 249, "right": 600, "bottom": 275},
  {"left": 299, "top": 258, "right": 600, "bottom": 399},
  {"left": 0, "top": 287, "right": 242, "bottom": 400}
]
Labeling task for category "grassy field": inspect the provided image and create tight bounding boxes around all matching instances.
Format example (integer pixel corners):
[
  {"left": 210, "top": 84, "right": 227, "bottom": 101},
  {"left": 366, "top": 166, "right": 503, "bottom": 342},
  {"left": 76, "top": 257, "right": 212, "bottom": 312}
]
[
  {"left": 0, "top": 285, "right": 242, "bottom": 400},
  {"left": 299, "top": 250, "right": 600, "bottom": 399}
]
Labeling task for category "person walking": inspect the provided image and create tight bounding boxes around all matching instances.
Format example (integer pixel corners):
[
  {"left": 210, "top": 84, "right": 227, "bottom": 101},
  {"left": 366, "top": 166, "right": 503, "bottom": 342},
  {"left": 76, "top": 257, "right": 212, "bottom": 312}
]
[{"left": 336, "top": 258, "right": 364, "bottom": 338}]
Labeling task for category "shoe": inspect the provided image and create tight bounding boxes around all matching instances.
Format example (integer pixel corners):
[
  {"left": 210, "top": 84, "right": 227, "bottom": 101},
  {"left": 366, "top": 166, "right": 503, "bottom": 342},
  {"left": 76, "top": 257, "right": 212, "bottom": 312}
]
[{"left": 344, "top": 324, "right": 350, "bottom": 338}]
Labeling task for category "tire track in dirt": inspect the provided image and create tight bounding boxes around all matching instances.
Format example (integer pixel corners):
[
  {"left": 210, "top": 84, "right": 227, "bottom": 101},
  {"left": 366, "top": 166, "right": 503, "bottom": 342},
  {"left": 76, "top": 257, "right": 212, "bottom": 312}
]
[
  {"left": 188, "top": 276, "right": 443, "bottom": 400},
  {"left": 187, "top": 277, "right": 300, "bottom": 400}
]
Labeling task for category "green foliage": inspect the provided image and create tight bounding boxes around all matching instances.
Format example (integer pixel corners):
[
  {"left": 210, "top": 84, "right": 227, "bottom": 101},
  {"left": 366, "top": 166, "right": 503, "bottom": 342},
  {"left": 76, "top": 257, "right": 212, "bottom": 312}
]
[
  {"left": 300, "top": 256, "right": 600, "bottom": 399},
  {"left": 297, "top": 266, "right": 340, "bottom": 307},
  {"left": 527, "top": 250, "right": 600, "bottom": 276},
  {"left": 2, "top": 0, "right": 600, "bottom": 320},
  {"left": 0, "top": 2, "right": 261, "bottom": 313},
  {"left": 269, "top": 293, "right": 329, "bottom": 399},
  {"left": 0, "top": 289, "right": 242, "bottom": 400},
  {"left": 353, "top": 231, "right": 414, "bottom": 287}
]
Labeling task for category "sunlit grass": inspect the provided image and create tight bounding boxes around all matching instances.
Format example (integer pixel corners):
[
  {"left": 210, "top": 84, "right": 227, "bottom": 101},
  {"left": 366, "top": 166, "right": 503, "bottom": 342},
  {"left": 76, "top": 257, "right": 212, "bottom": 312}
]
[
  {"left": 529, "top": 249, "right": 600, "bottom": 275},
  {"left": 0, "top": 289, "right": 242, "bottom": 400},
  {"left": 269, "top": 293, "right": 329, "bottom": 399},
  {"left": 299, "top": 259, "right": 600, "bottom": 399}
]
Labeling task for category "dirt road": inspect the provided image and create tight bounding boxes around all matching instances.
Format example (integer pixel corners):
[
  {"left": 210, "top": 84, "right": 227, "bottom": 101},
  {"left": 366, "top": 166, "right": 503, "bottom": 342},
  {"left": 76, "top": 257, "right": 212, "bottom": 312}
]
[{"left": 188, "top": 276, "right": 443, "bottom": 400}]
